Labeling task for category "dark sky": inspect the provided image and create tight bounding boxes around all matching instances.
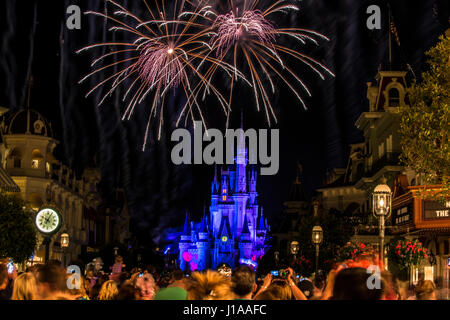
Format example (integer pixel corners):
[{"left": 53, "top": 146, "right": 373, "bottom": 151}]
[{"left": 0, "top": 0, "right": 448, "bottom": 244}]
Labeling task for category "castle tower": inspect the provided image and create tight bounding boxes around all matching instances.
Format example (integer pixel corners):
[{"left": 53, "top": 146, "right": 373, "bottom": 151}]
[
  {"left": 239, "top": 214, "right": 253, "bottom": 261},
  {"left": 179, "top": 213, "right": 192, "bottom": 272},
  {"left": 197, "top": 214, "right": 210, "bottom": 271},
  {"left": 213, "top": 214, "right": 235, "bottom": 269},
  {"left": 255, "top": 208, "right": 267, "bottom": 257}
]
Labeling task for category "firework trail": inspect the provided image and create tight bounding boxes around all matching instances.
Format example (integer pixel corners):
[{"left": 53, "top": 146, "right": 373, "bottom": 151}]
[
  {"left": 78, "top": 0, "right": 242, "bottom": 150},
  {"left": 202, "top": 0, "right": 336, "bottom": 126}
]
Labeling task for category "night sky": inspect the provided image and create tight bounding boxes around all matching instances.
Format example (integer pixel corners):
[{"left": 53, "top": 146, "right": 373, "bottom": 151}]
[{"left": 0, "top": 0, "right": 448, "bottom": 245}]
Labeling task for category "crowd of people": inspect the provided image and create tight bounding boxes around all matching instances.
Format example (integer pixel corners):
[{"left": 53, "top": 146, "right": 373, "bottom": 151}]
[{"left": 0, "top": 255, "right": 445, "bottom": 300}]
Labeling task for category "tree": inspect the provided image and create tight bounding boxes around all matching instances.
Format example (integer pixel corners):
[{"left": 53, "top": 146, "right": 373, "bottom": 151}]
[
  {"left": 399, "top": 33, "right": 450, "bottom": 201},
  {"left": 0, "top": 192, "right": 36, "bottom": 263},
  {"left": 295, "top": 208, "right": 353, "bottom": 274}
]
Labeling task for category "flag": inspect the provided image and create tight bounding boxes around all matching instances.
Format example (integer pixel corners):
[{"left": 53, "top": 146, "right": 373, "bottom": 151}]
[{"left": 390, "top": 20, "right": 401, "bottom": 46}]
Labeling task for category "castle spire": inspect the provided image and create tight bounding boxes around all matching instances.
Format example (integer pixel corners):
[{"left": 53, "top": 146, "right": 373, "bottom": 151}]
[
  {"left": 257, "top": 208, "right": 265, "bottom": 230},
  {"left": 241, "top": 213, "right": 250, "bottom": 234},
  {"left": 199, "top": 206, "right": 208, "bottom": 233},
  {"left": 212, "top": 164, "right": 219, "bottom": 194},
  {"left": 182, "top": 212, "right": 191, "bottom": 235}
]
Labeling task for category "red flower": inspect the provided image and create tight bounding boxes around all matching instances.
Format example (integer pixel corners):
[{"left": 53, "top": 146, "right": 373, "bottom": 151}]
[{"left": 360, "top": 243, "right": 366, "bottom": 249}]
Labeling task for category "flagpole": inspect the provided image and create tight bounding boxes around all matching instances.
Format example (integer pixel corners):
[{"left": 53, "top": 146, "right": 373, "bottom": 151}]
[{"left": 388, "top": 3, "right": 392, "bottom": 69}]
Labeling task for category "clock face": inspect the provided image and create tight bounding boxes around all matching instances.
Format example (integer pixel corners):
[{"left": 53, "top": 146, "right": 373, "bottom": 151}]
[{"left": 35, "top": 208, "right": 61, "bottom": 234}]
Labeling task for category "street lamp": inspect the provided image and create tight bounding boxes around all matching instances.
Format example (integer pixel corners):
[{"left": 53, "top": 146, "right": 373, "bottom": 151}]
[
  {"left": 372, "top": 179, "right": 392, "bottom": 268},
  {"left": 312, "top": 226, "right": 323, "bottom": 275},
  {"left": 60, "top": 232, "right": 69, "bottom": 267},
  {"left": 290, "top": 241, "right": 300, "bottom": 261}
]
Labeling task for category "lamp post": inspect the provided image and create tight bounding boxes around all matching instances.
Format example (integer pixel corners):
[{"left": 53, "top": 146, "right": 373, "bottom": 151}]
[
  {"left": 372, "top": 178, "right": 392, "bottom": 268},
  {"left": 60, "top": 232, "right": 69, "bottom": 267},
  {"left": 312, "top": 226, "right": 323, "bottom": 275}
]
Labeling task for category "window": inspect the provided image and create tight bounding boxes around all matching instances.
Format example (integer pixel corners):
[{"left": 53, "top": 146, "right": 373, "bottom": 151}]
[
  {"left": 14, "top": 158, "right": 21, "bottom": 168},
  {"left": 46, "top": 162, "right": 51, "bottom": 174},
  {"left": 222, "top": 196, "right": 227, "bottom": 201},
  {"left": 388, "top": 88, "right": 400, "bottom": 106},
  {"left": 222, "top": 189, "right": 227, "bottom": 194},
  {"left": 31, "top": 159, "right": 39, "bottom": 169}
]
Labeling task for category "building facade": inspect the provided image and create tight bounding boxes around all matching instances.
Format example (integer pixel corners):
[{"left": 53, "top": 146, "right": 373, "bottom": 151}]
[
  {"left": 177, "top": 141, "right": 270, "bottom": 271},
  {"left": 0, "top": 109, "right": 130, "bottom": 265}
]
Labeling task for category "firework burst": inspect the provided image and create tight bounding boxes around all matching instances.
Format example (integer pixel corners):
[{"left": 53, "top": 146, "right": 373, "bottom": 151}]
[
  {"left": 206, "top": 0, "right": 335, "bottom": 126},
  {"left": 77, "top": 0, "right": 239, "bottom": 150},
  {"left": 78, "top": 0, "right": 334, "bottom": 150}
]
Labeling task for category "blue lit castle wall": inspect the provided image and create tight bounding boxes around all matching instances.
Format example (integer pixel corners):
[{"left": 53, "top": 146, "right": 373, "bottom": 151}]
[{"left": 177, "top": 140, "right": 270, "bottom": 271}]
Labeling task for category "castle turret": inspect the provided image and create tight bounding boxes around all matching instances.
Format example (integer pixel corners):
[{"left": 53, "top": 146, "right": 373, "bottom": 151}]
[
  {"left": 179, "top": 212, "right": 192, "bottom": 271},
  {"left": 197, "top": 214, "right": 210, "bottom": 270},
  {"left": 255, "top": 208, "right": 267, "bottom": 255},
  {"left": 239, "top": 214, "right": 253, "bottom": 261}
]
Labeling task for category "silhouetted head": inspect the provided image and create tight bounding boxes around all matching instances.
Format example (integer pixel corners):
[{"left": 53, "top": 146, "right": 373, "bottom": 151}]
[{"left": 331, "top": 267, "right": 384, "bottom": 300}]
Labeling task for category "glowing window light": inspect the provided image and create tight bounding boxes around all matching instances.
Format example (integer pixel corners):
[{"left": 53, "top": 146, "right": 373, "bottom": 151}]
[
  {"left": 221, "top": 236, "right": 228, "bottom": 243},
  {"left": 222, "top": 196, "right": 227, "bottom": 201}
]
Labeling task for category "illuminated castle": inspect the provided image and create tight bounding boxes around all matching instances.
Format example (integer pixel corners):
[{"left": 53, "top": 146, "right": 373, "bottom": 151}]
[{"left": 178, "top": 136, "right": 270, "bottom": 271}]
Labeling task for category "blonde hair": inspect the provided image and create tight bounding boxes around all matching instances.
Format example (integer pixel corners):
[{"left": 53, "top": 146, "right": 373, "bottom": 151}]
[
  {"left": 98, "top": 280, "right": 119, "bottom": 300},
  {"left": 12, "top": 273, "right": 38, "bottom": 300},
  {"left": 265, "top": 280, "right": 292, "bottom": 300},
  {"left": 187, "top": 271, "right": 233, "bottom": 300}
]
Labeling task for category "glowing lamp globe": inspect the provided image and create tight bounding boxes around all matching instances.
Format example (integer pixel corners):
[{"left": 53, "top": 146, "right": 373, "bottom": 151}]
[
  {"left": 312, "top": 226, "right": 323, "bottom": 245},
  {"left": 290, "top": 241, "right": 300, "bottom": 255},
  {"left": 373, "top": 181, "right": 392, "bottom": 218},
  {"left": 60, "top": 233, "right": 69, "bottom": 248}
]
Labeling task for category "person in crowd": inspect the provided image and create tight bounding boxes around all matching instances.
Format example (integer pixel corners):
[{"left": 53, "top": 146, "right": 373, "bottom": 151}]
[
  {"left": 135, "top": 273, "right": 157, "bottom": 300},
  {"left": 254, "top": 268, "right": 307, "bottom": 300},
  {"left": 155, "top": 285, "right": 187, "bottom": 300},
  {"left": 89, "top": 273, "right": 110, "bottom": 300},
  {"left": 11, "top": 272, "right": 38, "bottom": 300},
  {"left": 231, "top": 265, "right": 257, "bottom": 300},
  {"left": 414, "top": 280, "right": 437, "bottom": 300},
  {"left": 98, "top": 280, "right": 119, "bottom": 300},
  {"left": 117, "top": 271, "right": 131, "bottom": 288},
  {"left": 69, "top": 276, "right": 90, "bottom": 300},
  {"left": 157, "top": 272, "right": 172, "bottom": 288},
  {"left": 329, "top": 267, "right": 384, "bottom": 300},
  {"left": 85, "top": 269, "right": 97, "bottom": 290},
  {"left": 117, "top": 283, "right": 139, "bottom": 300},
  {"left": 380, "top": 271, "right": 402, "bottom": 300},
  {"left": 110, "top": 255, "right": 125, "bottom": 282},
  {"left": 297, "top": 278, "right": 315, "bottom": 300},
  {"left": 187, "top": 270, "right": 234, "bottom": 300},
  {"left": 0, "top": 263, "right": 11, "bottom": 300},
  {"left": 167, "top": 269, "right": 188, "bottom": 290},
  {"left": 37, "top": 263, "right": 73, "bottom": 300}
]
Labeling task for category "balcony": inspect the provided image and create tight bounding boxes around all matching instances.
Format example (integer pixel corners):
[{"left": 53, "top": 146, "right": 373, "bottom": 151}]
[{"left": 354, "top": 152, "right": 401, "bottom": 182}]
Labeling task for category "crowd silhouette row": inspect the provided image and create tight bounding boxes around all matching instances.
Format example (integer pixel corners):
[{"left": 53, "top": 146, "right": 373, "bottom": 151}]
[{"left": 0, "top": 255, "right": 445, "bottom": 300}]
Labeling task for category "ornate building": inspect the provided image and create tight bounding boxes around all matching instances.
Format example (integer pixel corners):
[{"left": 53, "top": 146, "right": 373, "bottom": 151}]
[
  {"left": 0, "top": 108, "right": 130, "bottom": 264},
  {"left": 177, "top": 140, "right": 270, "bottom": 271}
]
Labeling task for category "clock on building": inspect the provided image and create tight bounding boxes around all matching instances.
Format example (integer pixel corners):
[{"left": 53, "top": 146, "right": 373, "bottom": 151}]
[{"left": 35, "top": 207, "right": 62, "bottom": 235}]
